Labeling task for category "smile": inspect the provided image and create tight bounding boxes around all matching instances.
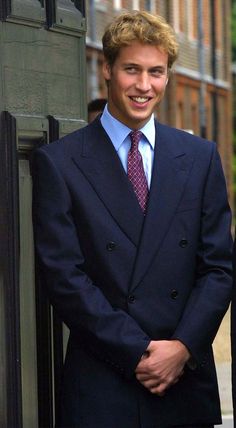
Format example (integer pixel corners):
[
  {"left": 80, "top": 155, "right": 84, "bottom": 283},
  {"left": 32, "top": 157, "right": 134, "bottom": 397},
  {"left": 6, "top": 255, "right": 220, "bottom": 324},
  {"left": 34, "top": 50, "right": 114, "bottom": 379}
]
[{"left": 130, "top": 96, "right": 151, "bottom": 104}]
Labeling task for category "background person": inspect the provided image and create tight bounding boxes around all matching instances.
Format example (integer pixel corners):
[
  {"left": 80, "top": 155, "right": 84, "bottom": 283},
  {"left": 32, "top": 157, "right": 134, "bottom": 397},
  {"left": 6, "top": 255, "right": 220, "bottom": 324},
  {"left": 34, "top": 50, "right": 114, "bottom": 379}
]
[{"left": 88, "top": 97, "right": 107, "bottom": 122}]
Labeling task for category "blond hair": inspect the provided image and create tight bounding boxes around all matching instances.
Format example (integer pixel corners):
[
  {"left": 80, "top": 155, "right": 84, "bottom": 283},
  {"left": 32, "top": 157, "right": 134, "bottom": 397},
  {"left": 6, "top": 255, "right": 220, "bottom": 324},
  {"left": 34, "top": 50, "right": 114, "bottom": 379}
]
[{"left": 102, "top": 10, "right": 178, "bottom": 69}]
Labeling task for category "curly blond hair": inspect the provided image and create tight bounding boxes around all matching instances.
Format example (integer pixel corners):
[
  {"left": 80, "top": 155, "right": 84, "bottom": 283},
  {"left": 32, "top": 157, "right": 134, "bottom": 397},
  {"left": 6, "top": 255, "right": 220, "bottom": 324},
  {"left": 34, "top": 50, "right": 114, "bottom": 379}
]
[{"left": 102, "top": 10, "right": 178, "bottom": 69}]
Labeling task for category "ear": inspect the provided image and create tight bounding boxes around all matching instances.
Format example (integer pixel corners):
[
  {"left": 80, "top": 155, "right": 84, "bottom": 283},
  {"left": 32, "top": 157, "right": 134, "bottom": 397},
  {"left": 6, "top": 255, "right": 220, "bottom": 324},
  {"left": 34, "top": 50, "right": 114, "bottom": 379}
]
[{"left": 103, "top": 61, "right": 112, "bottom": 81}]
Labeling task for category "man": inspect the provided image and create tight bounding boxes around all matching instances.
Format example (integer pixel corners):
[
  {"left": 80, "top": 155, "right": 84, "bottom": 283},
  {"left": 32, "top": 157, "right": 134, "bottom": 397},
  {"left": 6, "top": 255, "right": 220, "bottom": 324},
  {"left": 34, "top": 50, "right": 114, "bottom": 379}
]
[
  {"left": 33, "top": 11, "right": 232, "bottom": 428},
  {"left": 88, "top": 98, "right": 107, "bottom": 123}
]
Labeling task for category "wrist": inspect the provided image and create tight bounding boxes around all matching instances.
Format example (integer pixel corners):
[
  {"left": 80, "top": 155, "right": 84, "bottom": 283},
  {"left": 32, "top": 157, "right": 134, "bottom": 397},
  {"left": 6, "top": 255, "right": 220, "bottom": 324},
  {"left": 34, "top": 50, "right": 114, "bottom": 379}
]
[{"left": 174, "top": 340, "right": 191, "bottom": 362}]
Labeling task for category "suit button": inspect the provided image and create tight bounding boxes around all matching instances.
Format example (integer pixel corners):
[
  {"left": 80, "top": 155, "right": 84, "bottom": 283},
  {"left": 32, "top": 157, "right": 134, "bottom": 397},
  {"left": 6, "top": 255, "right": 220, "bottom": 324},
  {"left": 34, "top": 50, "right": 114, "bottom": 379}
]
[
  {"left": 171, "top": 289, "right": 178, "bottom": 299},
  {"left": 128, "top": 295, "right": 135, "bottom": 304},
  {"left": 106, "top": 241, "right": 116, "bottom": 251},
  {"left": 179, "top": 238, "right": 188, "bottom": 248}
]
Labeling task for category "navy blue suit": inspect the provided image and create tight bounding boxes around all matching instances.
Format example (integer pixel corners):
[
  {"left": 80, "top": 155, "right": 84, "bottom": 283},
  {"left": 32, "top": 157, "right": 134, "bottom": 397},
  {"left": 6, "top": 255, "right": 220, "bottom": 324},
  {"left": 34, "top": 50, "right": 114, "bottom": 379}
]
[{"left": 33, "top": 117, "right": 232, "bottom": 427}]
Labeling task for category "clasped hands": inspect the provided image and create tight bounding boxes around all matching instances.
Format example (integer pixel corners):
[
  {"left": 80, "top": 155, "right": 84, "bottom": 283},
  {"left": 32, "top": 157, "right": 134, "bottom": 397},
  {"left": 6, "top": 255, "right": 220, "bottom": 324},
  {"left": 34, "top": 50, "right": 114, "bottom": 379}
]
[{"left": 135, "top": 339, "right": 190, "bottom": 396}]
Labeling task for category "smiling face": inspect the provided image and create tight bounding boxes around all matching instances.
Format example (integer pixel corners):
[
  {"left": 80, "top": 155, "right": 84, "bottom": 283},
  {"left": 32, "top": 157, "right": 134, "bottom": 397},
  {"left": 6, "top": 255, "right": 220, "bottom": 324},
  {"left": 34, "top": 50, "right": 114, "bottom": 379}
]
[{"left": 103, "top": 41, "right": 169, "bottom": 130}]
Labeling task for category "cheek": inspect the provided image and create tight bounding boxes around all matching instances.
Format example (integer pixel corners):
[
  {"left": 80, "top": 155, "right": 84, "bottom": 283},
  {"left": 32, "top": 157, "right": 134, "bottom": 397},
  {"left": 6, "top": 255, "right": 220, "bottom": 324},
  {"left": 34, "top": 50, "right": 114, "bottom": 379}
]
[
  {"left": 111, "top": 82, "right": 128, "bottom": 98},
  {"left": 156, "top": 79, "right": 168, "bottom": 91},
  {"left": 152, "top": 84, "right": 166, "bottom": 96},
  {"left": 115, "top": 74, "right": 135, "bottom": 90}
]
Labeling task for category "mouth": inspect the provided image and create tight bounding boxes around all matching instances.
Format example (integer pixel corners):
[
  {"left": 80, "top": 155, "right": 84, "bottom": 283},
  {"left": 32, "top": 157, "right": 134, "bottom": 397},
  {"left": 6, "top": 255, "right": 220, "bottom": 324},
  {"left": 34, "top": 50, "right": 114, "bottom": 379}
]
[{"left": 129, "top": 96, "right": 151, "bottom": 104}]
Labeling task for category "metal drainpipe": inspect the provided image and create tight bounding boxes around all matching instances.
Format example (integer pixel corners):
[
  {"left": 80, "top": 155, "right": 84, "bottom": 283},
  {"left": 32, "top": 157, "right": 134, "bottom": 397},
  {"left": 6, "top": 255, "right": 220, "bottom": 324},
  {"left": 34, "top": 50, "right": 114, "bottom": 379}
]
[
  {"left": 197, "top": 0, "right": 207, "bottom": 138},
  {"left": 165, "top": 0, "right": 174, "bottom": 126},
  {"left": 210, "top": 0, "right": 218, "bottom": 143},
  {"left": 145, "top": 0, "right": 151, "bottom": 10},
  {"left": 89, "top": 0, "right": 99, "bottom": 100}
]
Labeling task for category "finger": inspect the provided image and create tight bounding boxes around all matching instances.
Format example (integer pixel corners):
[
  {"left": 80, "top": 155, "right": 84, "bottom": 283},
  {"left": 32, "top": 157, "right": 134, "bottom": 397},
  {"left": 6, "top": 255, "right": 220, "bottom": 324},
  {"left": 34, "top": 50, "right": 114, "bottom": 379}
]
[
  {"left": 136, "top": 373, "right": 152, "bottom": 382},
  {"left": 141, "top": 351, "right": 149, "bottom": 360},
  {"left": 172, "top": 370, "right": 184, "bottom": 384},
  {"left": 138, "top": 378, "right": 162, "bottom": 389},
  {"left": 135, "top": 361, "right": 149, "bottom": 373},
  {"left": 135, "top": 367, "right": 150, "bottom": 377},
  {"left": 150, "top": 383, "right": 167, "bottom": 396},
  {"left": 135, "top": 363, "right": 144, "bottom": 373},
  {"left": 136, "top": 372, "right": 164, "bottom": 384}
]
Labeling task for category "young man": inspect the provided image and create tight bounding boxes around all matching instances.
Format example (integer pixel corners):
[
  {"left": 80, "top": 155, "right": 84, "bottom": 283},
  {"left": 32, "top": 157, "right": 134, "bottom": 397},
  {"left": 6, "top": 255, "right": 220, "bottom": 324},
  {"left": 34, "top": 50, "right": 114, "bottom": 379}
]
[{"left": 33, "top": 11, "right": 232, "bottom": 428}]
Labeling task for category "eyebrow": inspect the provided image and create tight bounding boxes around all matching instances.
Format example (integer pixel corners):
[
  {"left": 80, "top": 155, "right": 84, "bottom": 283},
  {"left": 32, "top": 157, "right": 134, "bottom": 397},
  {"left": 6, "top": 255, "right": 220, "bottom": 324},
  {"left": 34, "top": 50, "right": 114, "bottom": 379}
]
[
  {"left": 122, "top": 63, "right": 139, "bottom": 67},
  {"left": 122, "top": 63, "right": 167, "bottom": 71},
  {"left": 149, "top": 66, "right": 166, "bottom": 71}
]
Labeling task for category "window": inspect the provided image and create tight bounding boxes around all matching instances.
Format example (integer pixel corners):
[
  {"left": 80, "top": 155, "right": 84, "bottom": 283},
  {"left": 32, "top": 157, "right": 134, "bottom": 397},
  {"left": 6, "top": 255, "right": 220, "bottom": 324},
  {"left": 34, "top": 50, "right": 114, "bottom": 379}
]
[
  {"left": 173, "top": 0, "right": 185, "bottom": 34},
  {"left": 144, "top": 0, "right": 156, "bottom": 12},
  {"left": 132, "top": 0, "right": 140, "bottom": 10},
  {"left": 188, "top": 0, "right": 198, "bottom": 40},
  {"left": 94, "top": 0, "right": 108, "bottom": 12},
  {"left": 113, "top": 0, "right": 123, "bottom": 10}
]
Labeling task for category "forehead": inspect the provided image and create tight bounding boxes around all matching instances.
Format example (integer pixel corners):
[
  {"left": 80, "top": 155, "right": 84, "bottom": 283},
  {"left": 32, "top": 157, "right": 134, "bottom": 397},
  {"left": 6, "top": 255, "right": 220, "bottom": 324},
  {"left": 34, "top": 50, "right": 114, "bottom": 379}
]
[{"left": 115, "top": 41, "right": 168, "bottom": 66}]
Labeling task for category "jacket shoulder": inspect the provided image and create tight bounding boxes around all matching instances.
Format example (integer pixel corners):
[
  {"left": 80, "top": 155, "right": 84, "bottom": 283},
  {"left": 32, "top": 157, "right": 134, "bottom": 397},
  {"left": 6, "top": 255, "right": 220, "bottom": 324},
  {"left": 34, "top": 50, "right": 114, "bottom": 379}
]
[
  {"left": 37, "top": 123, "right": 90, "bottom": 157},
  {"left": 35, "top": 116, "right": 104, "bottom": 159},
  {"left": 156, "top": 121, "right": 216, "bottom": 153}
]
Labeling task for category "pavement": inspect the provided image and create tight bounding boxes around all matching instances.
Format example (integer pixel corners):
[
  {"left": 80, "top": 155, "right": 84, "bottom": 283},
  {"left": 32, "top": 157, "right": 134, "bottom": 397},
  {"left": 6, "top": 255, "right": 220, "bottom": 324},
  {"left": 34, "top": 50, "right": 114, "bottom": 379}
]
[
  {"left": 220, "top": 415, "right": 233, "bottom": 427},
  {"left": 216, "top": 362, "right": 233, "bottom": 427},
  {"left": 212, "top": 309, "right": 233, "bottom": 427}
]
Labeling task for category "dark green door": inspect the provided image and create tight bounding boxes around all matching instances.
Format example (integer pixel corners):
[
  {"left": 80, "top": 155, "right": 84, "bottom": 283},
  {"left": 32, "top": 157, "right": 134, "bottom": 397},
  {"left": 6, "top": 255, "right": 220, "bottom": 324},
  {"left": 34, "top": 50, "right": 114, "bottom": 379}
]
[{"left": 0, "top": 3, "right": 86, "bottom": 427}]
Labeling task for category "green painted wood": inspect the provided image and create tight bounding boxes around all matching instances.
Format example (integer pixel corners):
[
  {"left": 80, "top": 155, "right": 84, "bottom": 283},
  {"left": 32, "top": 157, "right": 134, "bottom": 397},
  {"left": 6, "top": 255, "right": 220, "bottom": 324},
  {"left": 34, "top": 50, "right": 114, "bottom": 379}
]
[
  {"left": 0, "top": 272, "right": 7, "bottom": 427},
  {"left": 0, "top": 2, "right": 86, "bottom": 426},
  {"left": 7, "top": 0, "right": 46, "bottom": 23},
  {"left": 1, "top": 23, "right": 86, "bottom": 120},
  {"left": 19, "top": 158, "right": 39, "bottom": 428},
  {"left": 55, "top": 0, "right": 86, "bottom": 31}
]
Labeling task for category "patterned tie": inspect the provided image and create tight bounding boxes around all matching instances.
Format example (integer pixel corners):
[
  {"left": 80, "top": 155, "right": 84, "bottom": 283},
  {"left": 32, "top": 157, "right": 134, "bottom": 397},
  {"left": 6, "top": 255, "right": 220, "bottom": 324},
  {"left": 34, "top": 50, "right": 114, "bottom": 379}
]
[{"left": 128, "top": 130, "right": 149, "bottom": 214}]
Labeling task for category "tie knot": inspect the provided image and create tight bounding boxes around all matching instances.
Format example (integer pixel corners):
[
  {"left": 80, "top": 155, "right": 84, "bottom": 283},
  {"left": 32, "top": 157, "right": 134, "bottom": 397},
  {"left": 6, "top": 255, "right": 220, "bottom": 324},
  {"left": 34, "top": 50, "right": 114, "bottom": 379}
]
[{"left": 129, "top": 130, "right": 142, "bottom": 149}]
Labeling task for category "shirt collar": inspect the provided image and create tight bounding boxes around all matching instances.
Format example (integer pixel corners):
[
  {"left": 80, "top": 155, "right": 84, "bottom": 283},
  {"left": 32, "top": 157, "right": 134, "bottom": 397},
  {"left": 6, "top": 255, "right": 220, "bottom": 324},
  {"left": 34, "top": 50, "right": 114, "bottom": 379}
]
[{"left": 100, "top": 104, "right": 156, "bottom": 151}]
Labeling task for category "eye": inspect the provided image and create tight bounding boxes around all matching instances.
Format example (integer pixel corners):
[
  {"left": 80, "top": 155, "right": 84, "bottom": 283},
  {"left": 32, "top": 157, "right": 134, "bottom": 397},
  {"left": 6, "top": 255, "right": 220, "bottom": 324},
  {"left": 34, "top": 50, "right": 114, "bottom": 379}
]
[
  {"left": 124, "top": 66, "right": 138, "bottom": 74},
  {"left": 151, "top": 70, "right": 161, "bottom": 77},
  {"left": 150, "top": 68, "right": 166, "bottom": 77}
]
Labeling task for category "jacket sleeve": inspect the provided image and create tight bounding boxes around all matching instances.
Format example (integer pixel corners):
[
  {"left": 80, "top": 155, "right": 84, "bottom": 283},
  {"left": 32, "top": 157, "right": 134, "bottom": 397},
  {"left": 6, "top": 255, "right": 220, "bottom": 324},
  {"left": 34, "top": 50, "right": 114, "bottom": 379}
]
[
  {"left": 32, "top": 146, "right": 150, "bottom": 378},
  {"left": 172, "top": 143, "right": 233, "bottom": 364}
]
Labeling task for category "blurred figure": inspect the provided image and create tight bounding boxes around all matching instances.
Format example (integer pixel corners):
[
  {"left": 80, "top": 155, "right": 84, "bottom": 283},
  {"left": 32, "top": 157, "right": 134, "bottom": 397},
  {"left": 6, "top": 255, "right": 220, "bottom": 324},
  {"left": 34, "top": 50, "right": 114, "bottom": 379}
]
[{"left": 88, "top": 98, "right": 107, "bottom": 122}]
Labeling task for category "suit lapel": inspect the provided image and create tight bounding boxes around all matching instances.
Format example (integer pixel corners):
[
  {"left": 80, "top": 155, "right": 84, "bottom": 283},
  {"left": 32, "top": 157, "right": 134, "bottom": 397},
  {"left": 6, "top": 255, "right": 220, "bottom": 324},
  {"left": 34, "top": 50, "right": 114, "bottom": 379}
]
[
  {"left": 71, "top": 118, "right": 144, "bottom": 246},
  {"left": 129, "top": 122, "right": 195, "bottom": 291}
]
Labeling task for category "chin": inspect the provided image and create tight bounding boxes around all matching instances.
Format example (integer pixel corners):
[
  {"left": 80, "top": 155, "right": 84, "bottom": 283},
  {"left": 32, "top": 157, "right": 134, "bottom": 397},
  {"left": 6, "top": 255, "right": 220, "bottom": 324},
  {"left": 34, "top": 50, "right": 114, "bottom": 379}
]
[{"left": 132, "top": 115, "right": 150, "bottom": 124}]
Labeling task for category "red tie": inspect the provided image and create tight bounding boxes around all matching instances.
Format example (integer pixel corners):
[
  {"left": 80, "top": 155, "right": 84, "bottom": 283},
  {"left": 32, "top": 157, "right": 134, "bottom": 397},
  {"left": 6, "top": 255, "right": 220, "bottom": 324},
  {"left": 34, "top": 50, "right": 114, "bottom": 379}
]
[{"left": 128, "top": 130, "right": 149, "bottom": 214}]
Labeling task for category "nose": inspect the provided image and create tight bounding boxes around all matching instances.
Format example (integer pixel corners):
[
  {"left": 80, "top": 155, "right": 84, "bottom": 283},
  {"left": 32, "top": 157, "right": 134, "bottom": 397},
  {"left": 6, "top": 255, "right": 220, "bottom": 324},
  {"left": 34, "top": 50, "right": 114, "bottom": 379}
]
[{"left": 135, "top": 72, "right": 151, "bottom": 92}]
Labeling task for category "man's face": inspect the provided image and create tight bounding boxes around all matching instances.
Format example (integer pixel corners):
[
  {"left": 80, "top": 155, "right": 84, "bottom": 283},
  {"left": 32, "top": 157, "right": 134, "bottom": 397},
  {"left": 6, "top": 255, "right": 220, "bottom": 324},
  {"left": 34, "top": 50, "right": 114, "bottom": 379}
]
[{"left": 103, "top": 41, "right": 169, "bottom": 129}]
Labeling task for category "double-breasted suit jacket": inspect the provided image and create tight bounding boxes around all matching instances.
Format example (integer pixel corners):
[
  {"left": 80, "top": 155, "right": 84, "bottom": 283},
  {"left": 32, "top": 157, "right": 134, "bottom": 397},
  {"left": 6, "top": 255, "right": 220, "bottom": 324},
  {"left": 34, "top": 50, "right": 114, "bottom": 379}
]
[{"left": 33, "top": 117, "right": 232, "bottom": 428}]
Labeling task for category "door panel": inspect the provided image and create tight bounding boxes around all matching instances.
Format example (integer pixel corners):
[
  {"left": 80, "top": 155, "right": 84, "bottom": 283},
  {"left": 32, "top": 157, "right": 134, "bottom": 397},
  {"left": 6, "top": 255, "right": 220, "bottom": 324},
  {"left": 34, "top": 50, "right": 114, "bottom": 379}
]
[
  {"left": 0, "top": 1, "right": 86, "bottom": 423},
  {"left": 19, "top": 157, "right": 39, "bottom": 428}
]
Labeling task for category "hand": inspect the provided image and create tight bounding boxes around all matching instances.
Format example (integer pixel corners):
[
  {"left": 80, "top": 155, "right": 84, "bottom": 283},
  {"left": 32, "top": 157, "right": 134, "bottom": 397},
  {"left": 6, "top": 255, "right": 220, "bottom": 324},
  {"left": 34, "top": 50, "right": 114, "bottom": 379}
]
[{"left": 135, "top": 340, "right": 190, "bottom": 396}]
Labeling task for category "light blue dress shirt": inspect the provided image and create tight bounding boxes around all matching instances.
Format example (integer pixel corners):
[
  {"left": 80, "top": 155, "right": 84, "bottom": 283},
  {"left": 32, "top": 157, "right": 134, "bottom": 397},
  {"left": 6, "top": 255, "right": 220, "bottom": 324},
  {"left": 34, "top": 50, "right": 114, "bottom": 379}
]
[{"left": 100, "top": 105, "right": 156, "bottom": 189}]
